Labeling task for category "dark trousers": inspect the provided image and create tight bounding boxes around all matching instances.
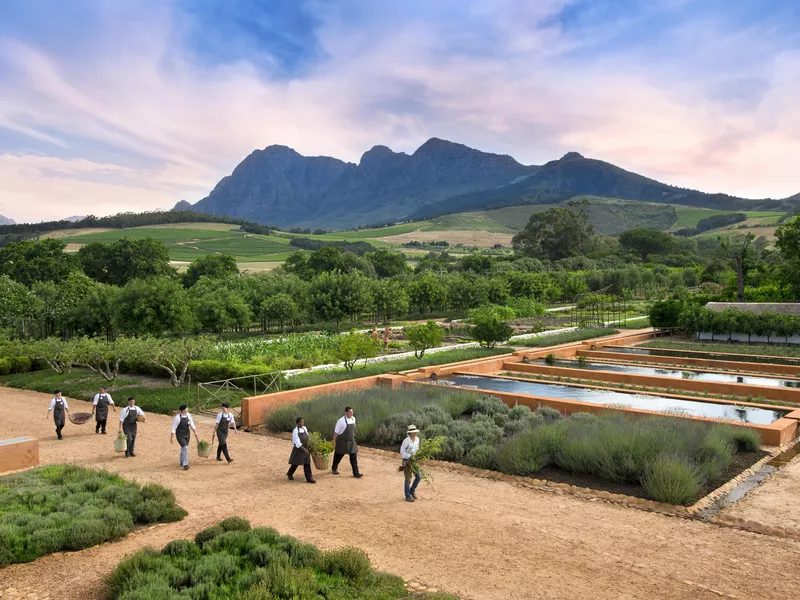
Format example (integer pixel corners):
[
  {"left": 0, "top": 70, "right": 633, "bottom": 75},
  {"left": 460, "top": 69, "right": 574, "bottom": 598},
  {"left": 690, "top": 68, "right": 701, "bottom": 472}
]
[
  {"left": 288, "top": 463, "right": 313, "bottom": 481},
  {"left": 124, "top": 424, "right": 137, "bottom": 456},
  {"left": 95, "top": 419, "right": 107, "bottom": 433},
  {"left": 332, "top": 452, "right": 359, "bottom": 475},
  {"left": 217, "top": 443, "right": 231, "bottom": 461},
  {"left": 55, "top": 422, "right": 64, "bottom": 439}
]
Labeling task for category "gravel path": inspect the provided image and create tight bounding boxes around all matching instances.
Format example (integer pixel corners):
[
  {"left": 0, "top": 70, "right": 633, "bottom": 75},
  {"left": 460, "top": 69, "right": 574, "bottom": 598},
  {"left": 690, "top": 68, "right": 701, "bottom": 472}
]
[{"left": 2, "top": 388, "right": 800, "bottom": 600}]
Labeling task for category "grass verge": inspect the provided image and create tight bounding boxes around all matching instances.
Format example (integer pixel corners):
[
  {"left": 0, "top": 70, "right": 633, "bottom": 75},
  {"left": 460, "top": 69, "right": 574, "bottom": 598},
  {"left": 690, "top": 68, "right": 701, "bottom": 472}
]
[
  {"left": 0, "top": 465, "right": 186, "bottom": 566},
  {"left": 641, "top": 339, "right": 800, "bottom": 359},
  {"left": 517, "top": 328, "right": 619, "bottom": 347},
  {"left": 107, "top": 517, "right": 457, "bottom": 599}
]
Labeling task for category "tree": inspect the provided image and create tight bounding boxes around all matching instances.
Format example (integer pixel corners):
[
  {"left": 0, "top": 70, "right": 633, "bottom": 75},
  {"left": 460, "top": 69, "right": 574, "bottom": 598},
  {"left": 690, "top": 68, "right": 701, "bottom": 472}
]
[
  {"left": 26, "top": 337, "right": 76, "bottom": 374},
  {"left": 71, "top": 283, "right": 120, "bottom": 341},
  {"left": 468, "top": 305, "right": 514, "bottom": 348},
  {"left": 133, "top": 337, "right": 213, "bottom": 387},
  {"left": 405, "top": 320, "right": 444, "bottom": 359},
  {"left": 366, "top": 249, "right": 410, "bottom": 278},
  {"left": 408, "top": 273, "right": 447, "bottom": 315},
  {"left": 371, "top": 279, "right": 409, "bottom": 324},
  {"left": 262, "top": 293, "right": 299, "bottom": 331},
  {"left": 618, "top": 229, "right": 675, "bottom": 262},
  {"left": 190, "top": 279, "right": 251, "bottom": 333},
  {"left": 78, "top": 238, "right": 174, "bottom": 285},
  {"left": 183, "top": 254, "right": 239, "bottom": 287},
  {"left": 333, "top": 331, "right": 379, "bottom": 371},
  {"left": 308, "top": 271, "right": 371, "bottom": 328},
  {"left": 72, "top": 336, "right": 145, "bottom": 381},
  {"left": 33, "top": 271, "right": 97, "bottom": 338},
  {"left": 459, "top": 253, "right": 493, "bottom": 275},
  {"left": 512, "top": 203, "right": 594, "bottom": 261},
  {"left": 0, "top": 239, "right": 79, "bottom": 286},
  {"left": 719, "top": 233, "right": 755, "bottom": 303},
  {"left": 648, "top": 300, "right": 683, "bottom": 329},
  {"left": 0, "top": 275, "right": 42, "bottom": 337},
  {"left": 114, "top": 277, "right": 196, "bottom": 336}
]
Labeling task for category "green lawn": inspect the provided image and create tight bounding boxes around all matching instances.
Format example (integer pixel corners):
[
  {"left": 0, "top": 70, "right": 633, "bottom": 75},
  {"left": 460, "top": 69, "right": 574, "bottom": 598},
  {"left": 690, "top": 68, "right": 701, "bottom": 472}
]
[{"left": 672, "top": 207, "right": 784, "bottom": 230}]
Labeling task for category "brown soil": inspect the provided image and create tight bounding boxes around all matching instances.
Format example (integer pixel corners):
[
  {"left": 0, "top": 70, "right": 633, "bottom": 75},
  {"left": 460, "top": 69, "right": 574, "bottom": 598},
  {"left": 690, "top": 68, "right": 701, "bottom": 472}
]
[
  {"left": 375, "top": 230, "right": 513, "bottom": 248},
  {"left": 2, "top": 388, "right": 800, "bottom": 600}
]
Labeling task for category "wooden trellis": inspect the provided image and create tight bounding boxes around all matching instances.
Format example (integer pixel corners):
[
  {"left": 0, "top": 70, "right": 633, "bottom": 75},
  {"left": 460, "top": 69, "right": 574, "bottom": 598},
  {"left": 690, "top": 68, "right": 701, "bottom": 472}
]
[
  {"left": 572, "top": 286, "right": 629, "bottom": 328},
  {"left": 196, "top": 372, "right": 282, "bottom": 425}
]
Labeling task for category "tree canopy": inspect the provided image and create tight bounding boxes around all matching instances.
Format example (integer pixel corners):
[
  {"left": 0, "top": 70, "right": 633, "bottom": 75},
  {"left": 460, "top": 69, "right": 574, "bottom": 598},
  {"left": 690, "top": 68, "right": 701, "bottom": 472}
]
[
  {"left": 618, "top": 228, "right": 675, "bottom": 261},
  {"left": 512, "top": 204, "right": 594, "bottom": 261}
]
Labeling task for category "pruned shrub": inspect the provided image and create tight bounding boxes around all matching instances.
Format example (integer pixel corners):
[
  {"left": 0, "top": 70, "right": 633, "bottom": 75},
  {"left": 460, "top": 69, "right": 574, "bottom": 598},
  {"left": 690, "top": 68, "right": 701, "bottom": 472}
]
[
  {"left": 465, "top": 444, "right": 498, "bottom": 470},
  {"left": 162, "top": 539, "right": 201, "bottom": 560},
  {"left": 473, "top": 395, "right": 509, "bottom": 416},
  {"left": 534, "top": 406, "right": 562, "bottom": 424},
  {"left": 321, "top": 547, "right": 372, "bottom": 581},
  {"left": 641, "top": 454, "right": 703, "bottom": 505},
  {"left": 218, "top": 516, "right": 251, "bottom": 532},
  {"left": 495, "top": 430, "right": 551, "bottom": 475},
  {"left": 194, "top": 525, "right": 224, "bottom": 547},
  {"left": 508, "top": 405, "right": 532, "bottom": 421}
]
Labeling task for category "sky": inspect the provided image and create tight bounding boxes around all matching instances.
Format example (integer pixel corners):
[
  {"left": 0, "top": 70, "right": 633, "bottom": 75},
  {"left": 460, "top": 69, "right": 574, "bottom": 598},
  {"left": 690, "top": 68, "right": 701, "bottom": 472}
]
[{"left": 0, "top": 0, "right": 799, "bottom": 223}]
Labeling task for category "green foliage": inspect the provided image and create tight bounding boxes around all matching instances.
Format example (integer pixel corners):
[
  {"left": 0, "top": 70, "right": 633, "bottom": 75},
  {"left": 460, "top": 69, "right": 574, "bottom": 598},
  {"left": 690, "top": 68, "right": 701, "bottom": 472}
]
[
  {"left": 114, "top": 277, "right": 195, "bottom": 336},
  {"left": 405, "top": 320, "right": 445, "bottom": 358},
  {"left": 648, "top": 300, "right": 684, "bottom": 329},
  {"left": 183, "top": 254, "right": 239, "bottom": 287},
  {"left": 307, "top": 431, "right": 334, "bottom": 456},
  {"left": 79, "top": 238, "right": 174, "bottom": 286},
  {"left": 261, "top": 293, "right": 300, "bottom": 331},
  {"left": 334, "top": 330, "right": 380, "bottom": 370},
  {"left": 0, "top": 465, "right": 185, "bottom": 566},
  {"left": 108, "top": 518, "right": 427, "bottom": 600},
  {"left": 468, "top": 305, "right": 514, "bottom": 348},
  {"left": 641, "top": 455, "right": 704, "bottom": 506},
  {"left": 675, "top": 305, "right": 800, "bottom": 342},
  {"left": 308, "top": 270, "right": 372, "bottom": 326},
  {"left": 518, "top": 328, "right": 619, "bottom": 347},
  {"left": 465, "top": 444, "right": 499, "bottom": 470},
  {"left": 618, "top": 228, "right": 675, "bottom": 261},
  {"left": 188, "top": 277, "right": 251, "bottom": 333},
  {"left": 0, "top": 239, "right": 79, "bottom": 286},
  {"left": 512, "top": 203, "right": 594, "bottom": 261}
]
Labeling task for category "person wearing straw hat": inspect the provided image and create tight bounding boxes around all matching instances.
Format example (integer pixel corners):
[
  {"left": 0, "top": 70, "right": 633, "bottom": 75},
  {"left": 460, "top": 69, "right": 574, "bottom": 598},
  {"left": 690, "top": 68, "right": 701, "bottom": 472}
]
[
  {"left": 46, "top": 390, "right": 70, "bottom": 440},
  {"left": 287, "top": 417, "right": 316, "bottom": 484},
  {"left": 92, "top": 386, "right": 116, "bottom": 435},
  {"left": 119, "top": 397, "right": 144, "bottom": 457},
  {"left": 211, "top": 402, "right": 237, "bottom": 463},
  {"left": 170, "top": 404, "right": 198, "bottom": 470},
  {"left": 332, "top": 406, "right": 363, "bottom": 477},
  {"left": 400, "top": 424, "right": 422, "bottom": 502}
]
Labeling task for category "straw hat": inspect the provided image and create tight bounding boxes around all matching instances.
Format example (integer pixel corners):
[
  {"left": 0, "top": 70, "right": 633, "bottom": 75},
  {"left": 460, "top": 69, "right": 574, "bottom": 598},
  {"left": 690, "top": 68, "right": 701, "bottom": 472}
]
[{"left": 407, "top": 424, "right": 420, "bottom": 434}]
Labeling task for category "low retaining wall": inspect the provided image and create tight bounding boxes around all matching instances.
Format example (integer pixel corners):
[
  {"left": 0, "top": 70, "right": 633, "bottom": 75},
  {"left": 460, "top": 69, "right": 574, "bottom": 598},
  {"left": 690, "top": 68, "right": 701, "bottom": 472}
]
[
  {"left": 578, "top": 349, "right": 800, "bottom": 377},
  {"left": 410, "top": 375, "right": 800, "bottom": 446},
  {"left": 0, "top": 437, "right": 39, "bottom": 474},
  {"left": 504, "top": 362, "right": 800, "bottom": 404}
]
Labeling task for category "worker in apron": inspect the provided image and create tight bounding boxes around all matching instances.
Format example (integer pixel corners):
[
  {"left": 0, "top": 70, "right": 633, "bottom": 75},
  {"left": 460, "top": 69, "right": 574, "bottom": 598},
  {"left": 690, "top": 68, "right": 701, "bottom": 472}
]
[
  {"left": 119, "top": 397, "right": 144, "bottom": 457},
  {"left": 46, "top": 390, "right": 70, "bottom": 440},
  {"left": 331, "top": 406, "right": 363, "bottom": 477},
  {"left": 287, "top": 417, "right": 315, "bottom": 483},
  {"left": 211, "top": 402, "right": 237, "bottom": 463},
  {"left": 92, "top": 386, "right": 115, "bottom": 434},
  {"left": 170, "top": 404, "right": 197, "bottom": 470}
]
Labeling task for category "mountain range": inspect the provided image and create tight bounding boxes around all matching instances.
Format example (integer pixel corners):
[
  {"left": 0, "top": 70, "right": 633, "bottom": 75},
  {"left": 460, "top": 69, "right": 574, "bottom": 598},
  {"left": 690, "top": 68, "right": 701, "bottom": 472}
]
[
  {"left": 0, "top": 215, "right": 15, "bottom": 225},
  {"left": 179, "top": 138, "right": 800, "bottom": 229}
]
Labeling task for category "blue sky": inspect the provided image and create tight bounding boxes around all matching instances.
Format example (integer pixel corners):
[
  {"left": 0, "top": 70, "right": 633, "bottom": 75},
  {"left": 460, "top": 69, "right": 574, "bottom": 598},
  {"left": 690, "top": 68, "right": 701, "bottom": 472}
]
[{"left": 0, "top": 0, "right": 799, "bottom": 222}]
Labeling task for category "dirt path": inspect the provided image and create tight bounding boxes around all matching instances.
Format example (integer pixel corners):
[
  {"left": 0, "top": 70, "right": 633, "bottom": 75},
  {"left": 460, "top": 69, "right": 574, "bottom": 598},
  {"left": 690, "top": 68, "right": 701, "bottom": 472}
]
[{"left": 2, "top": 388, "right": 800, "bottom": 600}]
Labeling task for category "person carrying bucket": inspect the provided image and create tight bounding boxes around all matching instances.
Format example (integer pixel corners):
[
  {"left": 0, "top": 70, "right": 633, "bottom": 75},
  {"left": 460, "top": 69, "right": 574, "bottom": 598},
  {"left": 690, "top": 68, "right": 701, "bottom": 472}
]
[
  {"left": 46, "top": 390, "right": 70, "bottom": 440},
  {"left": 92, "top": 386, "right": 116, "bottom": 434},
  {"left": 119, "top": 397, "right": 144, "bottom": 457},
  {"left": 211, "top": 402, "right": 237, "bottom": 463},
  {"left": 170, "top": 404, "right": 198, "bottom": 470}
]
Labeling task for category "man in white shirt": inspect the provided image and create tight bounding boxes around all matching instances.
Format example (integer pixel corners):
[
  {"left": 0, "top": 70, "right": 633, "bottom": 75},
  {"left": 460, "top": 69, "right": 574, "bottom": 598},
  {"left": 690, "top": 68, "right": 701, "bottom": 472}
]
[
  {"left": 170, "top": 404, "right": 198, "bottom": 470},
  {"left": 400, "top": 424, "right": 422, "bottom": 502},
  {"left": 211, "top": 402, "right": 237, "bottom": 463},
  {"left": 92, "top": 386, "right": 115, "bottom": 434},
  {"left": 331, "top": 406, "right": 362, "bottom": 477},
  {"left": 46, "top": 390, "right": 70, "bottom": 440},
  {"left": 287, "top": 417, "right": 315, "bottom": 483},
  {"left": 119, "top": 397, "right": 145, "bottom": 457}
]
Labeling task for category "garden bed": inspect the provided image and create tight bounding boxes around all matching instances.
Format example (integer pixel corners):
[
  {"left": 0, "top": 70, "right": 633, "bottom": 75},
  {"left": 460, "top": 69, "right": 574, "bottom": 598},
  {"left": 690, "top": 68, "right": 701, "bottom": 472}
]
[
  {"left": 516, "top": 328, "right": 619, "bottom": 347},
  {"left": 265, "top": 387, "right": 764, "bottom": 506},
  {"left": 641, "top": 338, "right": 800, "bottom": 359},
  {"left": 107, "top": 517, "right": 456, "bottom": 600},
  {"left": 0, "top": 465, "right": 186, "bottom": 566}
]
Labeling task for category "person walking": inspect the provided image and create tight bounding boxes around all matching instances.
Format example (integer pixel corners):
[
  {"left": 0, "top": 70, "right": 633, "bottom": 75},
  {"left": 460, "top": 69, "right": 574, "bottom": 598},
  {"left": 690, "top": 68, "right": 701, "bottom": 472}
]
[
  {"left": 119, "top": 397, "right": 144, "bottom": 457},
  {"left": 400, "top": 424, "right": 422, "bottom": 502},
  {"left": 383, "top": 326, "right": 392, "bottom": 349},
  {"left": 170, "top": 404, "right": 198, "bottom": 470},
  {"left": 287, "top": 417, "right": 316, "bottom": 483},
  {"left": 92, "top": 386, "right": 116, "bottom": 434},
  {"left": 211, "top": 402, "right": 237, "bottom": 463},
  {"left": 331, "top": 406, "right": 362, "bottom": 477},
  {"left": 46, "top": 390, "right": 70, "bottom": 440},
  {"left": 371, "top": 327, "right": 378, "bottom": 342}
]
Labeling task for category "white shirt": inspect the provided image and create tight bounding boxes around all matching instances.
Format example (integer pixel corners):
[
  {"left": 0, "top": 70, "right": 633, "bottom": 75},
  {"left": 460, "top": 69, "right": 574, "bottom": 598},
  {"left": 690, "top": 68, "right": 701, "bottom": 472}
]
[
  {"left": 292, "top": 426, "right": 309, "bottom": 449},
  {"left": 119, "top": 406, "right": 144, "bottom": 422},
  {"left": 48, "top": 397, "right": 69, "bottom": 410},
  {"left": 400, "top": 436, "right": 420, "bottom": 460},
  {"left": 216, "top": 412, "right": 235, "bottom": 425},
  {"left": 334, "top": 416, "right": 355, "bottom": 435},
  {"left": 171, "top": 413, "right": 197, "bottom": 433},
  {"left": 93, "top": 393, "right": 114, "bottom": 406}
]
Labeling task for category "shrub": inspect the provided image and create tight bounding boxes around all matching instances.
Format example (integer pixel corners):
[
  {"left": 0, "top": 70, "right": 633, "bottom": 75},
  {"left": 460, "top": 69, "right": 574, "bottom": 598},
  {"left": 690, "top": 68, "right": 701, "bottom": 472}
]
[
  {"left": 321, "top": 547, "right": 372, "bottom": 581},
  {"left": 722, "top": 426, "right": 761, "bottom": 453},
  {"left": 649, "top": 300, "right": 684, "bottom": 329},
  {"left": 495, "top": 430, "right": 551, "bottom": 475},
  {"left": 218, "top": 516, "right": 251, "bottom": 532},
  {"left": 194, "top": 525, "right": 224, "bottom": 547},
  {"left": 508, "top": 405, "right": 532, "bottom": 421},
  {"left": 641, "top": 454, "right": 703, "bottom": 505},
  {"left": 534, "top": 406, "right": 562, "bottom": 424},
  {"left": 192, "top": 552, "right": 240, "bottom": 586},
  {"left": 161, "top": 539, "right": 201, "bottom": 559},
  {"left": 473, "top": 395, "right": 509, "bottom": 416},
  {"left": 465, "top": 444, "right": 498, "bottom": 470}
]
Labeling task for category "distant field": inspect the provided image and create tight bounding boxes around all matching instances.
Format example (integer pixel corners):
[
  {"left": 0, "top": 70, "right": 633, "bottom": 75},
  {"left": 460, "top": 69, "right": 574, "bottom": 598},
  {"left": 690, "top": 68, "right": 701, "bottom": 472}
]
[
  {"left": 672, "top": 207, "right": 784, "bottom": 230},
  {"left": 375, "top": 229, "right": 513, "bottom": 247}
]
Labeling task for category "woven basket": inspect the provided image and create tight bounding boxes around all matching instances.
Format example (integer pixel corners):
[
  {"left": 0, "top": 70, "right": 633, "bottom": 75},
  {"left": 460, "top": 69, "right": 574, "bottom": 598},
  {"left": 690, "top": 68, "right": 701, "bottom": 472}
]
[
  {"left": 69, "top": 412, "right": 92, "bottom": 425},
  {"left": 312, "top": 454, "right": 331, "bottom": 471}
]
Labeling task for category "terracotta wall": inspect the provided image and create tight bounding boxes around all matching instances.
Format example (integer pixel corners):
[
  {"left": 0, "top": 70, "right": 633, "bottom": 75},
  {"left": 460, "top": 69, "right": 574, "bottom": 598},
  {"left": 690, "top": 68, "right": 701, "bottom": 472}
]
[
  {"left": 505, "top": 362, "right": 800, "bottom": 404},
  {"left": 0, "top": 437, "right": 39, "bottom": 474},
  {"left": 578, "top": 349, "right": 800, "bottom": 377}
]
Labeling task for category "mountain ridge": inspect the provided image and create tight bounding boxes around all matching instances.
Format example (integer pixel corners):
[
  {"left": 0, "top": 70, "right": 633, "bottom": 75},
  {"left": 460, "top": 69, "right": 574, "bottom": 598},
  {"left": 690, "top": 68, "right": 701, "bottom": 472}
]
[{"left": 181, "top": 138, "right": 799, "bottom": 229}]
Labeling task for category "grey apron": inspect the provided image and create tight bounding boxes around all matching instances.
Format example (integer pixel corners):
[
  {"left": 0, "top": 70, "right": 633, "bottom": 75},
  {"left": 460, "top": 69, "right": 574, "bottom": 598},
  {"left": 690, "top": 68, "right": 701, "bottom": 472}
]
[
  {"left": 216, "top": 413, "right": 231, "bottom": 445},
  {"left": 335, "top": 418, "right": 357, "bottom": 455},
  {"left": 123, "top": 407, "right": 138, "bottom": 437},
  {"left": 95, "top": 394, "right": 110, "bottom": 421},
  {"left": 176, "top": 414, "right": 191, "bottom": 447},
  {"left": 289, "top": 428, "right": 310, "bottom": 465},
  {"left": 53, "top": 398, "right": 66, "bottom": 427}
]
